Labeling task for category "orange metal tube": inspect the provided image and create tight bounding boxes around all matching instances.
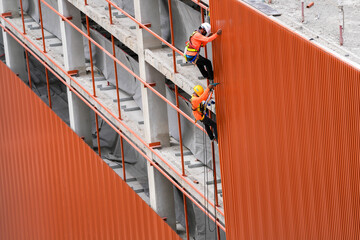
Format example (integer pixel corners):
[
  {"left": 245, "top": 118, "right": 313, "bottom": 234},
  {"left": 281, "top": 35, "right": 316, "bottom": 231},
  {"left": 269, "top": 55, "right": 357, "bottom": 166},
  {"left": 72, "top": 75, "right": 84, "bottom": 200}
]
[
  {"left": 175, "top": 86, "right": 185, "bottom": 176},
  {"left": 95, "top": 113, "right": 101, "bottom": 157},
  {"left": 45, "top": 68, "right": 51, "bottom": 108},
  {"left": 111, "top": 36, "right": 122, "bottom": 120},
  {"left": 0, "top": 14, "right": 225, "bottom": 218},
  {"left": 85, "top": 15, "right": 96, "bottom": 97},
  {"left": 84, "top": 0, "right": 88, "bottom": 6},
  {"left": 25, "top": 50, "right": 32, "bottom": 88},
  {"left": 183, "top": 191, "right": 190, "bottom": 240},
  {"left": 37, "top": 0, "right": 46, "bottom": 53},
  {"left": 306, "top": 2, "right": 314, "bottom": 8},
  {"left": 108, "top": 2, "right": 113, "bottom": 25},
  {"left": 0, "top": 22, "right": 225, "bottom": 230},
  {"left": 19, "top": 0, "right": 26, "bottom": 34}
]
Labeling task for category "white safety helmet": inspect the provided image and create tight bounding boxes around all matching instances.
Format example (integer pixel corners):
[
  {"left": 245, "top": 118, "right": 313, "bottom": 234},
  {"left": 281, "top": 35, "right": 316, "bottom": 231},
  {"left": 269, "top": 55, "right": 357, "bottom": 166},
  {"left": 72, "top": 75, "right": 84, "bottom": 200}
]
[{"left": 200, "top": 22, "right": 211, "bottom": 36}]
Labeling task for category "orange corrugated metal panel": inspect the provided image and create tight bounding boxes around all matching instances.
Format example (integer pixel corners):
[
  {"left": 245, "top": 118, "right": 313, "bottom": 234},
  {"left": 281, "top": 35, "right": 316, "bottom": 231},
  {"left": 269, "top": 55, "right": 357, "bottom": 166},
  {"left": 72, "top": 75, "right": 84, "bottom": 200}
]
[
  {"left": 210, "top": 0, "right": 360, "bottom": 239},
  {"left": 0, "top": 61, "right": 180, "bottom": 240}
]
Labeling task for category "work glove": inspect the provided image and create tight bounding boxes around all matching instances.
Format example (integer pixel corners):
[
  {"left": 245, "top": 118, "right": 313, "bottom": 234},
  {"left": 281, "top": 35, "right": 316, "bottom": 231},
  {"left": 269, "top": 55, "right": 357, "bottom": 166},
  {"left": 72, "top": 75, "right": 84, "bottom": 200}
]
[{"left": 217, "top": 29, "right": 222, "bottom": 35}]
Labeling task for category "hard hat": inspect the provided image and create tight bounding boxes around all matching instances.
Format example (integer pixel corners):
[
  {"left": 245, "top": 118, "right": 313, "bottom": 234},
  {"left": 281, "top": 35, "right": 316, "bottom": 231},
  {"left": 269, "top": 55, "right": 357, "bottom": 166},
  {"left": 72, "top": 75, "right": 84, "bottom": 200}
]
[
  {"left": 200, "top": 22, "right": 211, "bottom": 36},
  {"left": 194, "top": 85, "right": 204, "bottom": 96}
]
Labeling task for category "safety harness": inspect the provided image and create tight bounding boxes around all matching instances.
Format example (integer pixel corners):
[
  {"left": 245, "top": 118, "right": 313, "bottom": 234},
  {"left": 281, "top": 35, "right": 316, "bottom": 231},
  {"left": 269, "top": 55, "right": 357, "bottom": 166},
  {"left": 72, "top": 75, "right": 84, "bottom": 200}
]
[
  {"left": 191, "top": 90, "right": 214, "bottom": 123},
  {"left": 184, "top": 31, "right": 203, "bottom": 64}
]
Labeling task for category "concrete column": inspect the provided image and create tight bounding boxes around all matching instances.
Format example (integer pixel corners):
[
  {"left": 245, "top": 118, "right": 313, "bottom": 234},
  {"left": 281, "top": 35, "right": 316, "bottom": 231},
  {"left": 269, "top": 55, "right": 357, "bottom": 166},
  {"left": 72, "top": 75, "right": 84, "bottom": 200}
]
[
  {"left": 134, "top": 0, "right": 175, "bottom": 230},
  {"left": 0, "top": 1, "right": 27, "bottom": 81},
  {"left": 134, "top": 0, "right": 170, "bottom": 146},
  {"left": 58, "top": 0, "right": 92, "bottom": 147}
]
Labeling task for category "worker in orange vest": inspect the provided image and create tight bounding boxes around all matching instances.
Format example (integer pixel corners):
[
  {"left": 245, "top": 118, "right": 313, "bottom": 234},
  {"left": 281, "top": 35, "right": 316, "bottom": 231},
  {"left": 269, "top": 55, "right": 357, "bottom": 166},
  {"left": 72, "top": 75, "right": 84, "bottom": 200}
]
[
  {"left": 191, "top": 84, "right": 218, "bottom": 142},
  {"left": 184, "top": 23, "right": 222, "bottom": 81}
]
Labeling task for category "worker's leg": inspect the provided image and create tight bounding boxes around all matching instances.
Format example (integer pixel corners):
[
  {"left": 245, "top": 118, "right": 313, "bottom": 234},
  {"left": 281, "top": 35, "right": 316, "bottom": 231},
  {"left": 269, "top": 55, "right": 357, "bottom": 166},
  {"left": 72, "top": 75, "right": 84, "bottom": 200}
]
[
  {"left": 196, "top": 55, "right": 214, "bottom": 80},
  {"left": 201, "top": 116, "right": 217, "bottom": 140}
]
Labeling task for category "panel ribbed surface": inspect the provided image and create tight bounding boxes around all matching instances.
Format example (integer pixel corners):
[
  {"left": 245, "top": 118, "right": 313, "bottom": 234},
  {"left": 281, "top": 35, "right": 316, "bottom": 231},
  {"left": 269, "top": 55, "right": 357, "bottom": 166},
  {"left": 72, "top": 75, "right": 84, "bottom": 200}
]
[
  {"left": 0, "top": 61, "right": 180, "bottom": 240},
  {"left": 210, "top": 0, "right": 360, "bottom": 239}
]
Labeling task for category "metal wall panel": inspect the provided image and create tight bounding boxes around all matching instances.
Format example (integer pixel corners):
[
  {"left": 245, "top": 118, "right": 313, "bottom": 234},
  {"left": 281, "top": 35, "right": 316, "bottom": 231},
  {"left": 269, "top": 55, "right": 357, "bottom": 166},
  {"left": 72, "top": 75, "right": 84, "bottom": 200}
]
[
  {"left": 0, "top": 61, "right": 181, "bottom": 240},
  {"left": 210, "top": 0, "right": 360, "bottom": 239}
]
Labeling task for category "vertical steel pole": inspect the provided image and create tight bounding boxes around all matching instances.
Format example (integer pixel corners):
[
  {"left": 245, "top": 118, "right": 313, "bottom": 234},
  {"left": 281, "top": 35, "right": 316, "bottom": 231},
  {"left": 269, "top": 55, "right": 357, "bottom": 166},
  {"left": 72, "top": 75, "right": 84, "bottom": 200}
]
[
  {"left": 86, "top": 16, "right": 96, "bottom": 97},
  {"left": 183, "top": 190, "right": 190, "bottom": 240},
  {"left": 95, "top": 113, "right": 101, "bottom": 157},
  {"left": 175, "top": 86, "right": 186, "bottom": 176},
  {"left": 108, "top": 6, "right": 121, "bottom": 119},
  {"left": 25, "top": 51, "right": 32, "bottom": 89},
  {"left": 108, "top": 2, "right": 113, "bottom": 25},
  {"left": 167, "top": 0, "right": 177, "bottom": 73},
  {"left": 19, "top": 0, "right": 26, "bottom": 34},
  {"left": 45, "top": 68, "right": 52, "bottom": 108},
  {"left": 111, "top": 35, "right": 122, "bottom": 119},
  {"left": 38, "top": 0, "right": 46, "bottom": 53}
]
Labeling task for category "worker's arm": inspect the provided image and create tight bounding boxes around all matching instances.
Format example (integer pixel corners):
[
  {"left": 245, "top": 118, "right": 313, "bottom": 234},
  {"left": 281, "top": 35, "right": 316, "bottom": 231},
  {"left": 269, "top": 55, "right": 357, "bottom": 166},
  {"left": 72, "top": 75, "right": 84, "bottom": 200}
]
[
  {"left": 191, "top": 88, "right": 210, "bottom": 107},
  {"left": 193, "top": 32, "right": 218, "bottom": 45},
  {"left": 198, "top": 88, "right": 211, "bottom": 102}
]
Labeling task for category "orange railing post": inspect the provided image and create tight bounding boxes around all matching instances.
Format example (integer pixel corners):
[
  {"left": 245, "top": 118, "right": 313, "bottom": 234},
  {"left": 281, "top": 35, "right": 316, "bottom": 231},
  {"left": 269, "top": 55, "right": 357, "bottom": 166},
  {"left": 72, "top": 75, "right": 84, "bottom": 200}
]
[
  {"left": 37, "top": 0, "right": 46, "bottom": 53},
  {"left": 19, "top": 0, "right": 26, "bottom": 34},
  {"left": 85, "top": 16, "right": 96, "bottom": 97}
]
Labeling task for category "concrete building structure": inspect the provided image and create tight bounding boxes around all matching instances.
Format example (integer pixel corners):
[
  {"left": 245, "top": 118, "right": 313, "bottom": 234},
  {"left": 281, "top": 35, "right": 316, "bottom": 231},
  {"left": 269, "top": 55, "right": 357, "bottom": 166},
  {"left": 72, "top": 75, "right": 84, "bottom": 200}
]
[{"left": 0, "top": 0, "right": 359, "bottom": 239}]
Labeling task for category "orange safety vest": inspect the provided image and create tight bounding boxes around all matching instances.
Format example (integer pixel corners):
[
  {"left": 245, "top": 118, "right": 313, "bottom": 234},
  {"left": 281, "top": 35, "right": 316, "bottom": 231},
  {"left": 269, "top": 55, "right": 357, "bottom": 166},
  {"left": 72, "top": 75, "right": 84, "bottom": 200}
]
[
  {"left": 184, "top": 31, "right": 203, "bottom": 63},
  {"left": 190, "top": 88, "right": 212, "bottom": 121}
]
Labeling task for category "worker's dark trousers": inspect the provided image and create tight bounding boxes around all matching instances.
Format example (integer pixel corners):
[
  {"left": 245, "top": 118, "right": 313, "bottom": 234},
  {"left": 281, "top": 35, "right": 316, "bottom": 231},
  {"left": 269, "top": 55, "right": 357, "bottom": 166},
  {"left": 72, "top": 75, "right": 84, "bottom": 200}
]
[
  {"left": 201, "top": 116, "right": 218, "bottom": 141},
  {"left": 196, "top": 55, "right": 214, "bottom": 80}
]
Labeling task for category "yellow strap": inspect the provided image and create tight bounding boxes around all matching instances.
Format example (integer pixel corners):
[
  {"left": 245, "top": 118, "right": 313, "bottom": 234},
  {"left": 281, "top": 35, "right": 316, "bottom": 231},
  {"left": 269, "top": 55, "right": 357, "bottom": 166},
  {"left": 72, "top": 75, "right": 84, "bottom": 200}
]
[{"left": 187, "top": 48, "right": 198, "bottom": 52}]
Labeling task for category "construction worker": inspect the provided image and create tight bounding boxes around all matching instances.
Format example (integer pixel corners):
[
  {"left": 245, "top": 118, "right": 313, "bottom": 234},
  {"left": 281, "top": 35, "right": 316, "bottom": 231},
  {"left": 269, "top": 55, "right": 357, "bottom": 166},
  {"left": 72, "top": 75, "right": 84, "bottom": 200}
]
[
  {"left": 191, "top": 84, "right": 218, "bottom": 142},
  {"left": 184, "top": 23, "right": 222, "bottom": 81}
]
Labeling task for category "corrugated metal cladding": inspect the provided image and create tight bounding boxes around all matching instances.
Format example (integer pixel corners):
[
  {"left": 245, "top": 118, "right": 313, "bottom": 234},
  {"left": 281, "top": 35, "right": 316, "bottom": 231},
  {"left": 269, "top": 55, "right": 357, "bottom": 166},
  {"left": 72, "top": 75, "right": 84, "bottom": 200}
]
[
  {"left": 210, "top": 0, "right": 360, "bottom": 239},
  {"left": 0, "top": 62, "right": 181, "bottom": 240}
]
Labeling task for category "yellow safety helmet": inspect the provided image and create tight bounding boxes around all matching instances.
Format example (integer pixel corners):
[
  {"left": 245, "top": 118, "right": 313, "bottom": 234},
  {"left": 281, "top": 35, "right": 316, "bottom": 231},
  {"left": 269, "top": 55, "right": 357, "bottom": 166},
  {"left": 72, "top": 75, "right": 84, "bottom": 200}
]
[{"left": 194, "top": 85, "right": 204, "bottom": 96}]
